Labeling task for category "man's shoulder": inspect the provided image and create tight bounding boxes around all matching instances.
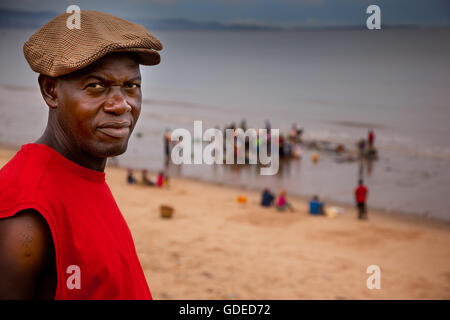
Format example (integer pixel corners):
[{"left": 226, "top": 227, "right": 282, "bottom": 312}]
[
  {"left": 0, "top": 144, "right": 52, "bottom": 183},
  {"left": 0, "top": 144, "right": 53, "bottom": 213}
]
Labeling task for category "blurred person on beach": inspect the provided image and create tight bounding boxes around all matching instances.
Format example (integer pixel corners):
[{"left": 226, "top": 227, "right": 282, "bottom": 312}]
[
  {"left": 142, "top": 169, "right": 155, "bottom": 186},
  {"left": 127, "top": 168, "right": 137, "bottom": 184},
  {"left": 289, "top": 124, "right": 297, "bottom": 143},
  {"left": 309, "top": 195, "right": 325, "bottom": 215},
  {"left": 279, "top": 134, "right": 286, "bottom": 158},
  {"left": 164, "top": 128, "right": 171, "bottom": 160},
  {"left": 240, "top": 119, "right": 247, "bottom": 132},
  {"left": 368, "top": 129, "right": 375, "bottom": 149},
  {"left": 276, "top": 189, "right": 294, "bottom": 212},
  {"left": 358, "top": 138, "right": 366, "bottom": 158},
  {"left": 261, "top": 188, "right": 275, "bottom": 207},
  {"left": 367, "top": 129, "right": 377, "bottom": 160},
  {"left": 264, "top": 120, "right": 272, "bottom": 154},
  {"left": 296, "top": 126, "right": 303, "bottom": 142},
  {"left": 285, "top": 141, "right": 293, "bottom": 158},
  {"left": 0, "top": 11, "right": 162, "bottom": 299},
  {"left": 355, "top": 179, "right": 369, "bottom": 220},
  {"left": 157, "top": 171, "right": 167, "bottom": 187},
  {"left": 290, "top": 123, "right": 303, "bottom": 143}
]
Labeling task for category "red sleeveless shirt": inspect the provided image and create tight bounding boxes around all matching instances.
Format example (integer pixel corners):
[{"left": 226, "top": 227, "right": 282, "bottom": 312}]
[{"left": 0, "top": 144, "right": 152, "bottom": 300}]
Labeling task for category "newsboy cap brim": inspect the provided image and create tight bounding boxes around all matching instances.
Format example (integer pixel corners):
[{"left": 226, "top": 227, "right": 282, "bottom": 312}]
[{"left": 23, "top": 10, "right": 162, "bottom": 77}]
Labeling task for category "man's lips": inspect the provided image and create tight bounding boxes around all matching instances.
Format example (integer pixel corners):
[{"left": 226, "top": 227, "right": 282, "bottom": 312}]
[{"left": 97, "top": 121, "right": 131, "bottom": 139}]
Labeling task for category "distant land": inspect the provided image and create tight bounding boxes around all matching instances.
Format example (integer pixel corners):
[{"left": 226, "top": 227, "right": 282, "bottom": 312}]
[{"left": 0, "top": 8, "right": 448, "bottom": 31}]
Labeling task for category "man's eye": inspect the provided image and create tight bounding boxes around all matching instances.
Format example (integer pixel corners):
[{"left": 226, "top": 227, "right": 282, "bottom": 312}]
[
  {"left": 126, "top": 83, "right": 140, "bottom": 89},
  {"left": 86, "top": 83, "right": 105, "bottom": 89}
]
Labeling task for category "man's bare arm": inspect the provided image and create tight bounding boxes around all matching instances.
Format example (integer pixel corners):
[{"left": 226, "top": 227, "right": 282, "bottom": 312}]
[{"left": 0, "top": 209, "right": 55, "bottom": 299}]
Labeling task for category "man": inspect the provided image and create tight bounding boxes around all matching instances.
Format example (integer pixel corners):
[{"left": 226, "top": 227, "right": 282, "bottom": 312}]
[
  {"left": 355, "top": 179, "right": 368, "bottom": 220},
  {"left": 0, "top": 10, "right": 162, "bottom": 299}
]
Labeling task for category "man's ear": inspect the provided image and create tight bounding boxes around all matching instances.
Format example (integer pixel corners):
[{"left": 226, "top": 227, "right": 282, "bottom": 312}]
[{"left": 38, "top": 75, "right": 58, "bottom": 109}]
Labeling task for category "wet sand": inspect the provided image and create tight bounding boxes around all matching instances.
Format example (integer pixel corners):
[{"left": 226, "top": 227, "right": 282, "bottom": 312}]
[{"left": 1, "top": 146, "right": 449, "bottom": 299}]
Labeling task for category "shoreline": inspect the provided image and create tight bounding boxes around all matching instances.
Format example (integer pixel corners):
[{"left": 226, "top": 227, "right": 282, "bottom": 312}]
[
  {"left": 1, "top": 142, "right": 449, "bottom": 226},
  {"left": 153, "top": 169, "right": 450, "bottom": 231}
]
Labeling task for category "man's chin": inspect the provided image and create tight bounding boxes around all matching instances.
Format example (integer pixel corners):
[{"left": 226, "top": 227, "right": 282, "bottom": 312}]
[
  {"left": 106, "top": 142, "right": 129, "bottom": 157},
  {"left": 90, "top": 140, "right": 129, "bottom": 158}
]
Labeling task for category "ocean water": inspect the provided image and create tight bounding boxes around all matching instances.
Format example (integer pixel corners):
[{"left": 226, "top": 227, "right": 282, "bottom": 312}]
[{"left": 1, "top": 28, "right": 450, "bottom": 220}]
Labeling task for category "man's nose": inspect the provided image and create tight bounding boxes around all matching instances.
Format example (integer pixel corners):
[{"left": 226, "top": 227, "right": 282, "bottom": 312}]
[{"left": 103, "top": 86, "right": 132, "bottom": 115}]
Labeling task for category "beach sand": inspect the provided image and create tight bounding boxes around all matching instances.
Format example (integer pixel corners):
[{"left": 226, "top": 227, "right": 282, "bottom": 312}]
[{"left": 1, "top": 146, "right": 449, "bottom": 299}]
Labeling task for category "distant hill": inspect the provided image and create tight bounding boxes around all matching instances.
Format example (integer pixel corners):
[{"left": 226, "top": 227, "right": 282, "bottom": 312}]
[
  {"left": 0, "top": 9, "right": 283, "bottom": 30},
  {"left": 135, "top": 17, "right": 282, "bottom": 31},
  {"left": 0, "top": 8, "right": 443, "bottom": 31},
  {"left": 0, "top": 9, "right": 56, "bottom": 28}
]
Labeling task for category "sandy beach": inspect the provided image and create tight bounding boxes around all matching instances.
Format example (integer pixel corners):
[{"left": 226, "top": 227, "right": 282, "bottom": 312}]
[{"left": 1, "top": 146, "right": 449, "bottom": 299}]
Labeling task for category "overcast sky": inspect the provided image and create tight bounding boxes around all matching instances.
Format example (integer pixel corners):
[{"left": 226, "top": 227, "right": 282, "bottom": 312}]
[{"left": 1, "top": 0, "right": 449, "bottom": 27}]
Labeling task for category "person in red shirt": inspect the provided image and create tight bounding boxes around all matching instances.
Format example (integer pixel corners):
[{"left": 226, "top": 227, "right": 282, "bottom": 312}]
[
  {"left": 368, "top": 130, "right": 375, "bottom": 149},
  {"left": 0, "top": 11, "right": 162, "bottom": 299},
  {"left": 355, "top": 179, "right": 369, "bottom": 220}
]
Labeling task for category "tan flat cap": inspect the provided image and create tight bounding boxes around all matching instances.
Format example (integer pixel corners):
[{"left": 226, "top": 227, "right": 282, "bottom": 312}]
[{"left": 24, "top": 10, "right": 162, "bottom": 77}]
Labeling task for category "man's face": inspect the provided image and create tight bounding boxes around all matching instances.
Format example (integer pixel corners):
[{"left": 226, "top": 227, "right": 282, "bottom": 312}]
[{"left": 54, "top": 53, "right": 142, "bottom": 158}]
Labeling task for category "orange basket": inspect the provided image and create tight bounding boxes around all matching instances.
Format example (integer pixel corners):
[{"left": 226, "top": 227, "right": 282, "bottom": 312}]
[{"left": 160, "top": 205, "right": 174, "bottom": 219}]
